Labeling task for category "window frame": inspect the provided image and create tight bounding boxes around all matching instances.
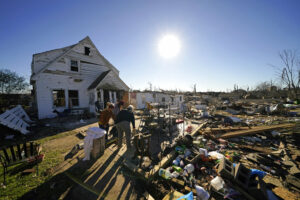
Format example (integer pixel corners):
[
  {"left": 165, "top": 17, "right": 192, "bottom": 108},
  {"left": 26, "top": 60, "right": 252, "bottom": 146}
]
[
  {"left": 52, "top": 89, "right": 66, "bottom": 108},
  {"left": 84, "top": 47, "right": 91, "bottom": 56},
  {"left": 68, "top": 90, "right": 80, "bottom": 108},
  {"left": 70, "top": 59, "right": 80, "bottom": 72}
]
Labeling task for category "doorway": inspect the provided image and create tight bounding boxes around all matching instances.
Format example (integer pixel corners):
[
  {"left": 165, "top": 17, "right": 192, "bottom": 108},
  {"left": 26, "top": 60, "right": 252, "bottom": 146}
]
[{"left": 103, "top": 89, "right": 110, "bottom": 108}]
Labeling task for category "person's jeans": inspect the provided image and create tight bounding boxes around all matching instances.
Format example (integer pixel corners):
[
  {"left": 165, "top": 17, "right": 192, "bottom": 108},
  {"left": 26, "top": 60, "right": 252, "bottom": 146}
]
[
  {"left": 116, "top": 121, "right": 131, "bottom": 149},
  {"left": 99, "top": 124, "right": 109, "bottom": 140}
]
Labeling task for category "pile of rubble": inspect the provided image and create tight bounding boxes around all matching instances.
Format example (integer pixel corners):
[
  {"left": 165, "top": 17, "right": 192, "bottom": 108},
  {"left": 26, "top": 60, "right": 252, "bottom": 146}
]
[{"left": 153, "top": 119, "right": 300, "bottom": 200}]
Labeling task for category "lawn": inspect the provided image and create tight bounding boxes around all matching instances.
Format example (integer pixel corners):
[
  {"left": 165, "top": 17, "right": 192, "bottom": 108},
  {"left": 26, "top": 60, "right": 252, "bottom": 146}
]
[{"left": 0, "top": 125, "right": 87, "bottom": 200}]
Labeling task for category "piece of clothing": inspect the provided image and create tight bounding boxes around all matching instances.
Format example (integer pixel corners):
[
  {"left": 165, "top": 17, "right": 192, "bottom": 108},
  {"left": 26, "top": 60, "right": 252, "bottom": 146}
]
[
  {"left": 98, "top": 108, "right": 114, "bottom": 126},
  {"left": 99, "top": 124, "right": 109, "bottom": 140},
  {"left": 115, "top": 110, "right": 135, "bottom": 128},
  {"left": 116, "top": 121, "right": 131, "bottom": 149}
]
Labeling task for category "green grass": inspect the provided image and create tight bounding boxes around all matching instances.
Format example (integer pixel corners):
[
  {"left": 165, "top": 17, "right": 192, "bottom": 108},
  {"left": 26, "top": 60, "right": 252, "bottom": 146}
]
[{"left": 0, "top": 129, "right": 79, "bottom": 200}]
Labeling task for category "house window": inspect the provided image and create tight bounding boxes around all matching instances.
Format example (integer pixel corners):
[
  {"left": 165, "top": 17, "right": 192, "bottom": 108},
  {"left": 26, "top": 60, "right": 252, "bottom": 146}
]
[
  {"left": 180, "top": 96, "right": 182, "bottom": 101},
  {"left": 70, "top": 60, "right": 78, "bottom": 72},
  {"left": 84, "top": 47, "right": 90, "bottom": 56},
  {"left": 162, "top": 97, "right": 165, "bottom": 102},
  {"left": 171, "top": 97, "right": 174, "bottom": 102},
  {"left": 68, "top": 90, "right": 79, "bottom": 107},
  {"left": 52, "top": 90, "right": 65, "bottom": 107}
]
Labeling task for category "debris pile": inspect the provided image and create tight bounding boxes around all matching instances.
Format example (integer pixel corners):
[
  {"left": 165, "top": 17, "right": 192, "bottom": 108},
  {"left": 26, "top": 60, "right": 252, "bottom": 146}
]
[{"left": 153, "top": 118, "right": 300, "bottom": 200}]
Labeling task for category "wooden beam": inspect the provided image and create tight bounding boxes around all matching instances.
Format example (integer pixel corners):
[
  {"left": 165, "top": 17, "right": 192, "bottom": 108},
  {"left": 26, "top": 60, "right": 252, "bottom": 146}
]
[{"left": 220, "top": 123, "right": 295, "bottom": 139}]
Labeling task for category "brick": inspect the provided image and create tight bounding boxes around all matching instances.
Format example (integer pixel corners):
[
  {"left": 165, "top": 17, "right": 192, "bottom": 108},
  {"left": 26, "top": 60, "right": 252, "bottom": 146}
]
[{"left": 218, "top": 158, "right": 235, "bottom": 181}]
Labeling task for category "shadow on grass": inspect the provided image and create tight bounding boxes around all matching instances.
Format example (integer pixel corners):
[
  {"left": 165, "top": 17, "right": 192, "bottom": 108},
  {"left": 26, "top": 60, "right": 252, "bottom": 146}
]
[{"left": 18, "top": 147, "right": 146, "bottom": 200}]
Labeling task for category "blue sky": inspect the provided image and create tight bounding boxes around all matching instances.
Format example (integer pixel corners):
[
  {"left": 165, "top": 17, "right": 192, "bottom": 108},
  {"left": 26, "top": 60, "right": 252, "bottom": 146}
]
[{"left": 1, "top": 0, "right": 300, "bottom": 92}]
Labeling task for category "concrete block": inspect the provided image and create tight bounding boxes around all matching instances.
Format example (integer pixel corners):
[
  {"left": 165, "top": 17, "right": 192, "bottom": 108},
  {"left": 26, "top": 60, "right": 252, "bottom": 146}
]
[
  {"left": 234, "top": 163, "right": 251, "bottom": 189},
  {"left": 218, "top": 158, "right": 235, "bottom": 181}
]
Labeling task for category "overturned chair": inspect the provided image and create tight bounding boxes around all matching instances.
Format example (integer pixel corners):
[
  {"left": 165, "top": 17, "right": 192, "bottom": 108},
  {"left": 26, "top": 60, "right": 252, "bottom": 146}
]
[{"left": 0, "top": 142, "right": 43, "bottom": 185}]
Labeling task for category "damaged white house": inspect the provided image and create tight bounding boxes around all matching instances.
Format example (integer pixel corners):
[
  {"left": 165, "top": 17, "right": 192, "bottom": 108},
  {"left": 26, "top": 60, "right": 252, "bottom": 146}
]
[
  {"left": 130, "top": 91, "right": 184, "bottom": 110},
  {"left": 30, "top": 36, "right": 129, "bottom": 119}
]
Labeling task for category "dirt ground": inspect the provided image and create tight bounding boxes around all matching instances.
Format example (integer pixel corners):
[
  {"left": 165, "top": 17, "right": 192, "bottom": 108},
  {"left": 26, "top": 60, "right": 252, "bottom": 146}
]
[{"left": 15, "top": 117, "right": 158, "bottom": 200}]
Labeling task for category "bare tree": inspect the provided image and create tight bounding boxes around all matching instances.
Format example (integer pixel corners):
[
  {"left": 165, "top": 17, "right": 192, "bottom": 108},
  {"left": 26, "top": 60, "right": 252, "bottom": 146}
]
[
  {"left": 0, "top": 69, "right": 29, "bottom": 94},
  {"left": 190, "top": 84, "right": 196, "bottom": 94},
  {"left": 273, "top": 50, "right": 300, "bottom": 98},
  {"left": 147, "top": 82, "right": 152, "bottom": 91}
]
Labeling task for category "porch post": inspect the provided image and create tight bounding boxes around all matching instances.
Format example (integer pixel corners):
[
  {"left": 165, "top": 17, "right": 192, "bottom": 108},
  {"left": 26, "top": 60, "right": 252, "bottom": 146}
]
[
  {"left": 113, "top": 92, "right": 117, "bottom": 103},
  {"left": 109, "top": 91, "right": 112, "bottom": 103}
]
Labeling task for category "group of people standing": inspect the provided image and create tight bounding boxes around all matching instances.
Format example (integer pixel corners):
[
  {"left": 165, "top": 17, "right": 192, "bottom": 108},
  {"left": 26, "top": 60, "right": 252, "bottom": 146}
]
[{"left": 98, "top": 100, "right": 135, "bottom": 151}]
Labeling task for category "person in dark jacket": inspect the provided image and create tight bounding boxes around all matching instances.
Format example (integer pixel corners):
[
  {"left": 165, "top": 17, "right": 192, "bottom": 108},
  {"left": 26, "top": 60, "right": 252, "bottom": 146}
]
[{"left": 115, "top": 105, "right": 135, "bottom": 149}]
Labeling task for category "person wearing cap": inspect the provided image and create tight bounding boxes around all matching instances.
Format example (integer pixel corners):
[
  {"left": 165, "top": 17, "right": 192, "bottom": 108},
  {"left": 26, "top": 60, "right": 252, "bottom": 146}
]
[
  {"left": 115, "top": 105, "right": 136, "bottom": 150},
  {"left": 98, "top": 103, "right": 114, "bottom": 140}
]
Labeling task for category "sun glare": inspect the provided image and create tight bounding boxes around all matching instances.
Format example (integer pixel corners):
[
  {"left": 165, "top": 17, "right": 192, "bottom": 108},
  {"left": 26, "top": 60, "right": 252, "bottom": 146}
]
[{"left": 158, "top": 34, "right": 181, "bottom": 59}]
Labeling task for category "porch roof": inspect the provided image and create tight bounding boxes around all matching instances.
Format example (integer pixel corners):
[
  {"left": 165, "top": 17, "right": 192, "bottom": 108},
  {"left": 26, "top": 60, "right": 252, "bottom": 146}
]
[{"left": 88, "top": 70, "right": 111, "bottom": 90}]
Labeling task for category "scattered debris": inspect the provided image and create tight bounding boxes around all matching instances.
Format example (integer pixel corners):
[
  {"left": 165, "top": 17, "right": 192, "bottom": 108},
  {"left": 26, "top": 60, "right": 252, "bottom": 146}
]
[{"left": 0, "top": 105, "right": 34, "bottom": 134}]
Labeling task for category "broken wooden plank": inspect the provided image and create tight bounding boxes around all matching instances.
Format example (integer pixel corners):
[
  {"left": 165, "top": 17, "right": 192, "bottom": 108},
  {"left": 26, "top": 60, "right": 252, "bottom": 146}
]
[
  {"left": 0, "top": 107, "right": 30, "bottom": 134},
  {"left": 162, "top": 190, "right": 184, "bottom": 200},
  {"left": 191, "top": 122, "right": 207, "bottom": 136},
  {"left": 220, "top": 123, "right": 295, "bottom": 139},
  {"left": 238, "top": 144, "right": 273, "bottom": 154},
  {"left": 147, "top": 150, "right": 177, "bottom": 179},
  {"left": 202, "top": 126, "right": 250, "bottom": 133}
]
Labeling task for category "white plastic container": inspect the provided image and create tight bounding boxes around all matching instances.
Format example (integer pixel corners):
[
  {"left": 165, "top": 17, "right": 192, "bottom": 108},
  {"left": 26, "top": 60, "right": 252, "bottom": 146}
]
[{"left": 86, "top": 127, "right": 106, "bottom": 138}]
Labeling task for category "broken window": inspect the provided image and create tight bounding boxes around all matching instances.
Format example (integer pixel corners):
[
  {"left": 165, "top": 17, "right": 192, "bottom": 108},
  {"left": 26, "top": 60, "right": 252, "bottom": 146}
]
[
  {"left": 70, "top": 60, "right": 78, "bottom": 72},
  {"left": 84, "top": 47, "right": 90, "bottom": 56},
  {"left": 52, "top": 90, "right": 65, "bottom": 107},
  {"left": 68, "top": 90, "right": 79, "bottom": 107}
]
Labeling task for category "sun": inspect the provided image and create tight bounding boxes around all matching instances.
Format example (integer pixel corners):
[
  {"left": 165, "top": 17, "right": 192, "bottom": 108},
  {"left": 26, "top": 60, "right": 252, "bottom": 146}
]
[{"left": 158, "top": 34, "right": 181, "bottom": 59}]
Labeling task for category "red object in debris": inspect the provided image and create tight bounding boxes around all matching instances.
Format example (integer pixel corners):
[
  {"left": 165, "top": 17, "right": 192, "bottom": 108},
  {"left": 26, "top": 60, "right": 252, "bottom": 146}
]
[
  {"left": 27, "top": 154, "right": 45, "bottom": 163},
  {"left": 200, "top": 154, "right": 210, "bottom": 162},
  {"left": 176, "top": 119, "right": 184, "bottom": 124},
  {"left": 185, "top": 126, "right": 193, "bottom": 133}
]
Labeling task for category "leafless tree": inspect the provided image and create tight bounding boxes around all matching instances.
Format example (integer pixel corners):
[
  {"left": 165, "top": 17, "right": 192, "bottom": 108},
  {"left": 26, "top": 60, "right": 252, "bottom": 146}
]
[
  {"left": 273, "top": 50, "right": 300, "bottom": 98},
  {"left": 0, "top": 69, "right": 29, "bottom": 94},
  {"left": 147, "top": 82, "right": 152, "bottom": 91}
]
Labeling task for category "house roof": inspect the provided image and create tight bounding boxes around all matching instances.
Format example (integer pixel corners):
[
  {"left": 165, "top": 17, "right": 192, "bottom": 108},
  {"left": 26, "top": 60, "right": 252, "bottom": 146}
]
[
  {"left": 31, "top": 36, "right": 119, "bottom": 81},
  {"left": 88, "top": 70, "right": 111, "bottom": 90}
]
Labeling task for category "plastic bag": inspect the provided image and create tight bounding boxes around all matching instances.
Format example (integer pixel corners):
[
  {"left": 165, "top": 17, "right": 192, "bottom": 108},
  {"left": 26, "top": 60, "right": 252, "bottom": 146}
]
[
  {"left": 250, "top": 169, "right": 267, "bottom": 179},
  {"left": 176, "top": 191, "right": 193, "bottom": 200}
]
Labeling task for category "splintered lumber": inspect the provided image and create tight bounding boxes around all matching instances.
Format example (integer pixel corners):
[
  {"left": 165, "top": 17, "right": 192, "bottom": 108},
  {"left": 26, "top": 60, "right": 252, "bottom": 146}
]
[
  {"left": 220, "top": 123, "right": 295, "bottom": 139},
  {"left": 191, "top": 122, "right": 207, "bottom": 136},
  {"left": 147, "top": 150, "right": 177, "bottom": 179},
  {"left": 162, "top": 191, "right": 184, "bottom": 200},
  {"left": 203, "top": 126, "right": 250, "bottom": 132}
]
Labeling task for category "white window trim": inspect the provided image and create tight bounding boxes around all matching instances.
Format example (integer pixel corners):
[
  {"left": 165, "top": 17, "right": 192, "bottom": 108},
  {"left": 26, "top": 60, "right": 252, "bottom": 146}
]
[
  {"left": 51, "top": 89, "right": 67, "bottom": 109},
  {"left": 68, "top": 90, "right": 80, "bottom": 108},
  {"left": 70, "top": 59, "right": 80, "bottom": 73}
]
